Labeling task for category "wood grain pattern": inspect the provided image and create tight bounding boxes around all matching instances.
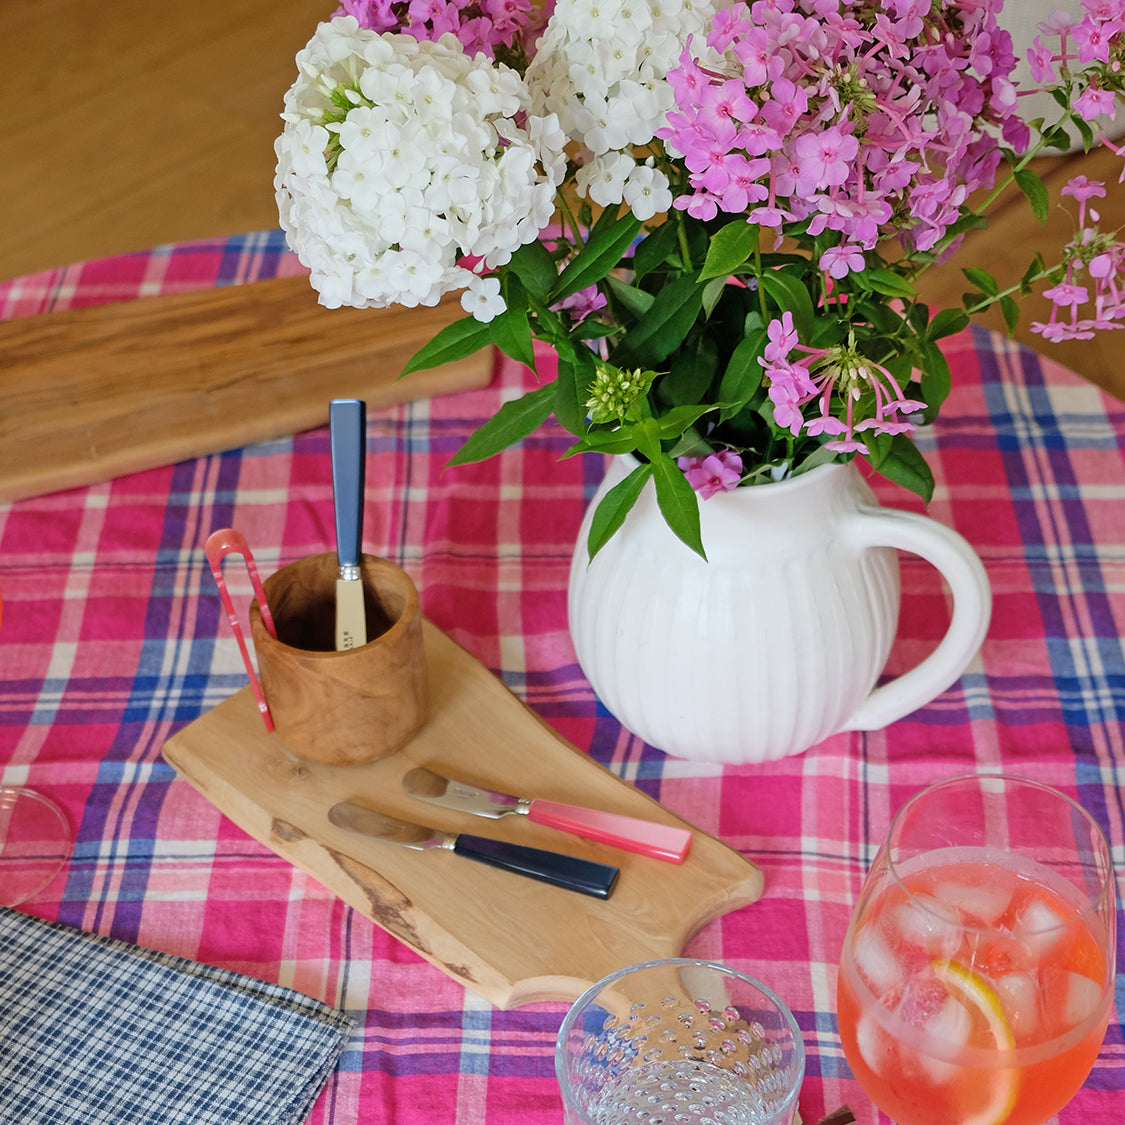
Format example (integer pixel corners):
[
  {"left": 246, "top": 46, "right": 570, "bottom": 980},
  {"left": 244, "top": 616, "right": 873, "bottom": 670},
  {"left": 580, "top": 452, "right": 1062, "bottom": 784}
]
[
  {"left": 0, "top": 277, "right": 492, "bottom": 502},
  {"left": 249, "top": 553, "right": 428, "bottom": 767},
  {"left": 162, "top": 619, "right": 765, "bottom": 1008}
]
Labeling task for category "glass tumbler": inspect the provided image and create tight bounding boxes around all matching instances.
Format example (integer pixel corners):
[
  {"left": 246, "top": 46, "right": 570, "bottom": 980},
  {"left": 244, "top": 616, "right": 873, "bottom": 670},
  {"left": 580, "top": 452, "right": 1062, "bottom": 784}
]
[{"left": 556, "top": 957, "right": 805, "bottom": 1125}]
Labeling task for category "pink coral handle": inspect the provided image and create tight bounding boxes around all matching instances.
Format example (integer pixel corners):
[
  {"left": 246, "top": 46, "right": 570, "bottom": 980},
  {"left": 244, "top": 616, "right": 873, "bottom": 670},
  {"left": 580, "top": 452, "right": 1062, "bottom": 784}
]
[
  {"left": 526, "top": 799, "right": 692, "bottom": 864},
  {"left": 205, "top": 528, "right": 275, "bottom": 732}
]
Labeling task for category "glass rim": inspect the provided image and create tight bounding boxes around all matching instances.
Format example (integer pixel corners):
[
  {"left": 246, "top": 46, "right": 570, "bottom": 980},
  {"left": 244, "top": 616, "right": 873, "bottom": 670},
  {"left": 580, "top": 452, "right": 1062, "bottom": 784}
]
[
  {"left": 884, "top": 772, "right": 1115, "bottom": 929},
  {"left": 554, "top": 956, "right": 806, "bottom": 1112}
]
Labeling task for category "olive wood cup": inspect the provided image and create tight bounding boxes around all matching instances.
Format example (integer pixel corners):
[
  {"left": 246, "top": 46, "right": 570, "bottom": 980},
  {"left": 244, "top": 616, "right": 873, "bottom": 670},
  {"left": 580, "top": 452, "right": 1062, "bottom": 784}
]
[{"left": 248, "top": 552, "right": 427, "bottom": 767}]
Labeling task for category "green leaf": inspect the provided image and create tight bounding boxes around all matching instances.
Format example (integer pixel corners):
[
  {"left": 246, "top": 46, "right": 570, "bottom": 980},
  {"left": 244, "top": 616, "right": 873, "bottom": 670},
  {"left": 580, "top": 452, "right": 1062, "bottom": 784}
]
[
  {"left": 874, "top": 434, "right": 934, "bottom": 504},
  {"left": 757, "top": 269, "right": 816, "bottom": 339},
  {"left": 612, "top": 276, "right": 704, "bottom": 367},
  {"left": 506, "top": 239, "right": 559, "bottom": 301},
  {"left": 1000, "top": 294, "right": 1020, "bottom": 333},
  {"left": 586, "top": 462, "right": 652, "bottom": 560},
  {"left": 651, "top": 451, "right": 705, "bottom": 559},
  {"left": 717, "top": 328, "right": 767, "bottom": 419},
  {"left": 553, "top": 351, "right": 597, "bottom": 436},
  {"left": 926, "top": 307, "right": 970, "bottom": 341},
  {"left": 699, "top": 221, "right": 759, "bottom": 282},
  {"left": 488, "top": 281, "right": 536, "bottom": 371},
  {"left": 861, "top": 268, "right": 918, "bottom": 300},
  {"left": 632, "top": 221, "right": 683, "bottom": 282},
  {"left": 962, "top": 267, "right": 999, "bottom": 297},
  {"left": 447, "top": 380, "right": 556, "bottom": 466},
  {"left": 657, "top": 403, "right": 717, "bottom": 439},
  {"left": 918, "top": 338, "right": 952, "bottom": 416},
  {"left": 401, "top": 315, "right": 492, "bottom": 377},
  {"left": 605, "top": 275, "right": 656, "bottom": 320},
  {"left": 1013, "top": 166, "right": 1050, "bottom": 224},
  {"left": 551, "top": 208, "right": 643, "bottom": 303},
  {"left": 565, "top": 426, "right": 641, "bottom": 457},
  {"left": 702, "top": 275, "right": 729, "bottom": 319}
]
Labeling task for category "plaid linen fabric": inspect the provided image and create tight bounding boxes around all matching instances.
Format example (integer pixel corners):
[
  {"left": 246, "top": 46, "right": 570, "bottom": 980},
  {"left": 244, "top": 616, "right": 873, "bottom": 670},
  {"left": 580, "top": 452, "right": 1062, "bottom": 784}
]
[
  {"left": 0, "top": 906, "right": 353, "bottom": 1124},
  {"left": 1, "top": 232, "right": 1124, "bottom": 1124}
]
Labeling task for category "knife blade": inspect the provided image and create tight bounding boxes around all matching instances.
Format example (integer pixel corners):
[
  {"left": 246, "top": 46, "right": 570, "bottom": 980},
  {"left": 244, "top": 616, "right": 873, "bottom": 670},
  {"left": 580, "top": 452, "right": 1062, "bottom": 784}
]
[
  {"left": 328, "top": 801, "right": 619, "bottom": 899},
  {"left": 402, "top": 767, "right": 692, "bottom": 864},
  {"left": 330, "top": 398, "right": 367, "bottom": 651}
]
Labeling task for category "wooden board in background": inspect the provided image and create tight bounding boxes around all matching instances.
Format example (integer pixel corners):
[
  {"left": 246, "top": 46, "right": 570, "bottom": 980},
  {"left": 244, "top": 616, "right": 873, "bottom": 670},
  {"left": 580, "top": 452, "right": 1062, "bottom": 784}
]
[
  {"left": 0, "top": 276, "right": 493, "bottom": 502},
  {"left": 162, "top": 619, "right": 764, "bottom": 1009}
]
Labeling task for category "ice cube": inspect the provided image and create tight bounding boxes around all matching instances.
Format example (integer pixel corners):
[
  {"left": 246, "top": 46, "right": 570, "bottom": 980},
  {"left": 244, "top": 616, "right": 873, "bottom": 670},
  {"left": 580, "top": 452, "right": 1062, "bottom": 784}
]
[
  {"left": 852, "top": 924, "right": 902, "bottom": 996},
  {"left": 892, "top": 895, "right": 961, "bottom": 958},
  {"left": 1010, "top": 895, "right": 1067, "bottom": 956},
  {"left": 915, "top": 996, "right": 971, "bottom": 1083},
  {"left": 855, "top": 1012, "right": 886, "bottom": 1077},
  {"left": 1063, "top": 971, "right": 1103, "bottom": 1029},
  {"left": 931, "top": 880, "right": 1013, "bottom": 927},
  {"left": 992, "top": 973, "right": 1040, "bottom": 1041}
]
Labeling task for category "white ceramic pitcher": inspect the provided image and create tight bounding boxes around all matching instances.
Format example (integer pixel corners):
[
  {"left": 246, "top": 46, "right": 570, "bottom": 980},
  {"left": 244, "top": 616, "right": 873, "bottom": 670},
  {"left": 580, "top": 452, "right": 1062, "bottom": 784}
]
[{"left": 567, "top": 458, "right": 991, "bottom": 764}]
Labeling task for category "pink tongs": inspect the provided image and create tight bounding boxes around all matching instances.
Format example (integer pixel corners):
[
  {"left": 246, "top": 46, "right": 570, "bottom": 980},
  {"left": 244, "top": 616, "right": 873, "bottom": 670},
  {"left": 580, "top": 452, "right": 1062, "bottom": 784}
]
[{"left": 205, "top": 528, "right": 276, "bottom": 732}]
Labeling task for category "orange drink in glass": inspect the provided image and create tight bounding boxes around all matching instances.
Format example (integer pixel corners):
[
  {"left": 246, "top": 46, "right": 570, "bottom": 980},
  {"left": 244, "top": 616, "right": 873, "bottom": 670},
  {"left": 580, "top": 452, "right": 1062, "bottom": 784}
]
[{"left": 837, "top": 775, "right": 1115, "bottom": 1125}]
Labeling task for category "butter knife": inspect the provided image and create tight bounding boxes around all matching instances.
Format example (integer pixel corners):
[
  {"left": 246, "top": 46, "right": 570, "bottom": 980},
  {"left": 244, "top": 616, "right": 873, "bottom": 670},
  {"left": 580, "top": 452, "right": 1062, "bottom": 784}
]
[
  {"left": 330, "top": 398, "right": 366, "bottom": 650},
  {"left": 328, "top": 802, "right": 619, "bottom": 899},
  {"left": 402, "top": 767, "right": 692, "bottom": 863}
]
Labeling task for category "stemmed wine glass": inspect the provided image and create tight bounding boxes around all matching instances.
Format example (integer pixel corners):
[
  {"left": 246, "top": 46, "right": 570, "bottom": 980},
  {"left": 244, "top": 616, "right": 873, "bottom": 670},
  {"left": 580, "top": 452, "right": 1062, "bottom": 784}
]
[
  {"left": 0, "top": 590, "right": 73, "bottom": 908},
  {"left": 837, "top": 774, "right": 1115, "bottom": 1125}
]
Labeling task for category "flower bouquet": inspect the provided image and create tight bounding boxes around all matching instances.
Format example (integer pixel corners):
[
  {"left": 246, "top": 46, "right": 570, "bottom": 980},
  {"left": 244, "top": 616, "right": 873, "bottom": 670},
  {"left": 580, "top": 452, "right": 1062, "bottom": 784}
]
[{"left": 275, "top": 0, "right": 1125, "bottom": 559}]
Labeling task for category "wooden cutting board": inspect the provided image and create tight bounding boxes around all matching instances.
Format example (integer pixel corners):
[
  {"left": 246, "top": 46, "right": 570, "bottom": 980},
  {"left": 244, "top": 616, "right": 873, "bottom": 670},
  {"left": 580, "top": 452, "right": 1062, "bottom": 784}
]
[
  {"left": 0, "top": 275, "right": 492, "bottom": 503},
  {"left": 162, "top": 619, "right": 764, "bottom": 1009}
]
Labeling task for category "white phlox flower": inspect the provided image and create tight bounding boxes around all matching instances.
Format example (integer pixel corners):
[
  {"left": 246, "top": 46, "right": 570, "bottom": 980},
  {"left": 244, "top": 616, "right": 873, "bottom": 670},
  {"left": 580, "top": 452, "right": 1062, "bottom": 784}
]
[
  {"left": 275, "top": 17, "right": 565, "bottom": 311},
  {"left": 526, "top": 0, "right": 716, "bottom": 219},
  {"left": 461, "top": 274, "right": 507, "bottom": 322}
]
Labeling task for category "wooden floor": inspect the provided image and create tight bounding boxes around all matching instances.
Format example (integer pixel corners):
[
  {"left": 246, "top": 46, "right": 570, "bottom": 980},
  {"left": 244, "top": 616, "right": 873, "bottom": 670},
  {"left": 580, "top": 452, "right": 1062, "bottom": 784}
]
[{"left": 3, "top": 0, "right": 1124, "bottom": 398}]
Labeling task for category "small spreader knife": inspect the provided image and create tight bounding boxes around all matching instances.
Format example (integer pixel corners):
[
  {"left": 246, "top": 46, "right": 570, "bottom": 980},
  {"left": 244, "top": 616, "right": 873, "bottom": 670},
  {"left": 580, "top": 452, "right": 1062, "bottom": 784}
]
[
  {"left": 328, "top": 802, "right": 619, "bottom": 899},
  {"left": 402, "top": 767, "right": 692, "bottom": 864},
  {"left": 330, "top": 398, "right": 367, "bottom": 650}
]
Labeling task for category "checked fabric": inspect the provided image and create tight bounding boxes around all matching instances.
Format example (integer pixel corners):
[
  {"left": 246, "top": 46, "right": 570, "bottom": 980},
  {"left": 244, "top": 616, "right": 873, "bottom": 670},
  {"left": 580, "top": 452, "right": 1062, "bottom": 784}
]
[{"left": 0, "top": 907, "right": 354, "bottom": 1124}]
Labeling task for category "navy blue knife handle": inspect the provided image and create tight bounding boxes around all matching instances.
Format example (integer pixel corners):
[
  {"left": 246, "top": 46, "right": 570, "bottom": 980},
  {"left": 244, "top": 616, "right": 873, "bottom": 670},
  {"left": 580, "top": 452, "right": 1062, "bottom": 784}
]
[
  {"left": 330, "top": 399, "right": 366, "bottom": 568},
  {"left": 453, "top": 834, "right": 619, "bottom": 899}
]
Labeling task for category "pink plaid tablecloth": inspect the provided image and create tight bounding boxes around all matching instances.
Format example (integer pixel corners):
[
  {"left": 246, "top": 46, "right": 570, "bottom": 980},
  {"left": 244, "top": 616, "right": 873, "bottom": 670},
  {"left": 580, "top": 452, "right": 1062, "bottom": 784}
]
[{"left": 1, "top": 231, "right": 1123, "bottom": 1124}]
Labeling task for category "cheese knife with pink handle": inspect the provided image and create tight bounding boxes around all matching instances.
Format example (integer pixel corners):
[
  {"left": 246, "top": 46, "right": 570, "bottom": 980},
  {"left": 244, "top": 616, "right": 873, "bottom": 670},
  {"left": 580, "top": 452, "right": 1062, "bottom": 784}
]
[{"left": 402, "top": 767, "right": 692, "bottom": 863}]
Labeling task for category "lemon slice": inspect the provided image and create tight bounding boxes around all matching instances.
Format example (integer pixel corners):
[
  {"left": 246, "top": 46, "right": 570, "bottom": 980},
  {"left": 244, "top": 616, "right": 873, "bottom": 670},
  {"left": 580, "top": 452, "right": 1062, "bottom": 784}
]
[{"left": 930, "top": 960, "right": 1020, "bottom": 1125}]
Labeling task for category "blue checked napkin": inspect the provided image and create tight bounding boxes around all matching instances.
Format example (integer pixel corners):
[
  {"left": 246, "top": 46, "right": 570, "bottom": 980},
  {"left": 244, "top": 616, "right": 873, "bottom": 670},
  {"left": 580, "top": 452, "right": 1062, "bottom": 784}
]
[{"left": 0, "top": 907, "right": 354, "bottom": 1124}]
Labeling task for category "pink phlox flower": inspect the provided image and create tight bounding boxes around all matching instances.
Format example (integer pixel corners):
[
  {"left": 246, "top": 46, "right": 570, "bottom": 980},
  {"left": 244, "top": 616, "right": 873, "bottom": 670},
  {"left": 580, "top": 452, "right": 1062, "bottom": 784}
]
[
  {"left": 1074, "top": 16, "right": 1114, "bottom": 63},
  {"left": 760, "top": 78, "right": 810, "bottom": 139},
  {"left": 883, "top": 0, "right": 927, "bottom": 39},
  {"left": 763, "top": 310, "right": 799, "bottom": 362},
  {"left": 334, "top": 0, "right": 399, "bottom": 31},
  {"left": 793, "top": 126, "right": 859, "bottom": 190},
  {"left": 731, "top": 27, "right": 788, "bottom": 87},
  {"left": 736, "top": 121, "right": 787, "bottom": 158},
  {"left": 747, "top": 204, "right": 796, "bottom": 229},
  {"left": 819, "top": 243, "right": 867, "bottom": 280},
  {"left": 700, "top": 80, "right": 758, "bottom": 128},
  {"left": 677, "top": 450, "right": 744, "bottom": 499},
  {"left": 676, "top": 191, "right": 720, "bottom": 221},
  {"left": 1027, "top": 35, "right": 1058, "bottom": 84},
  {"left": 708, "top": 6, "right": 749, "bottom": 52},
  {"left": 1090, "top": 251, "right": 1116, "bottom": 279},
  {"left": 803, "top": 412, "right": 846, "bottom": 437},
  {"left": 667, "top": 51, "right": 708, "bottom": 105},
  {"left": 715, "top": 156, "right": 772, "bottom": 211},
  {"left": 1075, "top": 84, "right": 1117, "bottom": 121},
  {"left": 1043, "top": 281, "right": 1090, "bottom": 307},
  {"left": 771, "top": 395, "right": 807, "bottom": 436},
  {"left": 824, "top": 436, "right": 869, "bottom": 454},
  {"left": 553, "top": 285, "right": 606, "bottom": 324}
]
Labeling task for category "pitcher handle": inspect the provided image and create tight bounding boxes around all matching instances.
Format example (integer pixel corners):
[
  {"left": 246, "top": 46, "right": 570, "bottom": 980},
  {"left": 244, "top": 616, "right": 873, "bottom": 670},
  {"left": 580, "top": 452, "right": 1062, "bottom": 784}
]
[{"left": 839, "top": 505, "right": 991, "bottom": 731}]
